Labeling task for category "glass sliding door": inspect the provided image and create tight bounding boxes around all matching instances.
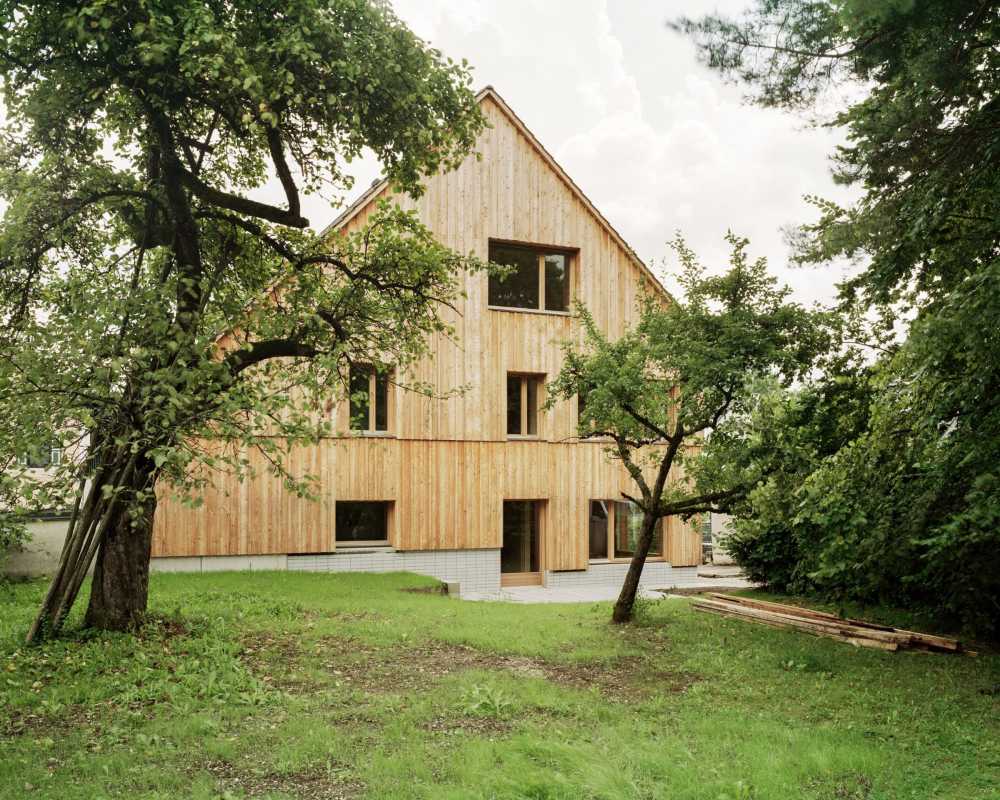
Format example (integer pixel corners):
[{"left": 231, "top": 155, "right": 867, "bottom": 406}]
[
  {"left": 501, "top": 500, "right": 542, "bottom": 585},
  {"left": 613, "top": 501, "right": 662, "bottom": 559}
]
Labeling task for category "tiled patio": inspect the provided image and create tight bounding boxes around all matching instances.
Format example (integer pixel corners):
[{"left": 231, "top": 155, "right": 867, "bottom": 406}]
[{"left": 462, "top": 569, "right": 755, "bottom": 603}]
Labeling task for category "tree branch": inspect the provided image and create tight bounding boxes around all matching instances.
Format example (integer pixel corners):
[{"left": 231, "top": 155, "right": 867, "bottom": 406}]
[
  {"left": 224, "top": 338, "right": 321, "bottom": 377},
  {"left": 176, "top": 166, "right": 309, "bottom": 228},
  {"left": 266, "top": 126, "right": 301, "bottom": 219},
  {"left": 621, "top": 400, "right": 675, "bottom": 442},
  {"left": 613, "top": 435, "right": 651, "bottom": 502}
]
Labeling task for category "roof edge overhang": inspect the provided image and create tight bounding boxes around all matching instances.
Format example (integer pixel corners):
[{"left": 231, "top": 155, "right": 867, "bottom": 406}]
[{"left": 320, "top": 86, "right": 672, "bottom": 303}]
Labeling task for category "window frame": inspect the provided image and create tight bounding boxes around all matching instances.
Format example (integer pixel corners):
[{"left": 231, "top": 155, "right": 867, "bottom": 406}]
[
  {"left": 348, "top": 365, "right": 393, "bottom": 436},
  {"left": 487, "top": 240, "right": 575, "bottom": 315},
  {"left": 588, "top": 499, "right": 664, "bottom": 563},
  {"left": 335, "top": 500, "right": 391, "bottom": 547},
  {"left": 506, "top": 372, "right": 544, "bottom": 439},
  {"left": 19, "top": 442, "right": 63, "bottom": 470}
]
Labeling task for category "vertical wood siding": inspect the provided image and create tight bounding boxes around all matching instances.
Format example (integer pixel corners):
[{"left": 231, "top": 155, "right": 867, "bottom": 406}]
[{"left": 152, "top": 93, "right": 702, "bottom": 568}]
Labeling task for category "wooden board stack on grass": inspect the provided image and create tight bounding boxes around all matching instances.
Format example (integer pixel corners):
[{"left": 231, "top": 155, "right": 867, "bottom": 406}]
[{"left": 691, "top": 593, "right": 969, "bottom": 654}]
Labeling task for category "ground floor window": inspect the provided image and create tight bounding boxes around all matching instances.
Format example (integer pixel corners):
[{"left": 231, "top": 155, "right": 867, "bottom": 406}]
[
  {"left": 501, "top": 500, "right": 541, "bottom": 574},
  {"left": 336, "top": 501, "right": 390, "bottom": 546},
  {"left": 589, "top": 500, "right": 662, "bottom": 560}
]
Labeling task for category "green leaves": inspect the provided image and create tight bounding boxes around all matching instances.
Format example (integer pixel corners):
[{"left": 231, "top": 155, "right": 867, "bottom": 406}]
[
  {"left": 548, "top": 234, "right": 829, "bottom": 518},
  {"left": 677, "top": 0, "right": 1000, "bottom": 635},
  {"left": 0, "top": 1, "right": 485, "bottom": 513}
]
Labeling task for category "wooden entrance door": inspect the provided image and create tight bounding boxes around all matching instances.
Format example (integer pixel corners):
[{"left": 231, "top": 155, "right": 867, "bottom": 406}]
[{"left": 500, "top": 500, "right": 543, "bottom": 587}]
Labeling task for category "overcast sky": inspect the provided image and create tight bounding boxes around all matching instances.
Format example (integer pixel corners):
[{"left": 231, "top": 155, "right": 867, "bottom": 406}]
[
  {"left": 0, "top": 2, "right": 858, "bottom": 308},
  {"left": 293, "top": 0, "right": 859, "bottom": 308}
]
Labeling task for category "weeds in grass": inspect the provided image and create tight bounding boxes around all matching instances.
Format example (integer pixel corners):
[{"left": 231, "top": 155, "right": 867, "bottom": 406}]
[
  {"left": 778, "top": 654, "right": 833, "bottom": 675},
  {"left": 462, "top": 684, "right": 514, "bottom": 718},
  {"left": 717, "top": 781, "right": 756, "bottom": 800},
  {"left": 629, "top": 592, "right": 661, "bottom": 625}
]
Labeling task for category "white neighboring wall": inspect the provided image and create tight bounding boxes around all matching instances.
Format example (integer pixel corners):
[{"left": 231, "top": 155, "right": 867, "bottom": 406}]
[
  {"left": 710, "top": 513, "right": 736, "bottom": 565},
  {"left": 5, "top": 517, "right": 73, "bottom": 577}
]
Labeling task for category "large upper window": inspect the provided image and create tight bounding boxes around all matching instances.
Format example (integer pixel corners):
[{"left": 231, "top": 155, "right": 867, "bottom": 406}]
[
  {"left": 488, "top": 242, "right": 571, "bottom": 312},
  {"left": 336, "top": 501, "right": 390, "bottom": 545},
  {"left": 507, "top": 373, "right": 542, "bottom": 437},
  {"left": 349, "top": 365, "right": 390, "bottom": 433},
  {"left": 589, "top": 500, "right": 662, "bottom": 561}
]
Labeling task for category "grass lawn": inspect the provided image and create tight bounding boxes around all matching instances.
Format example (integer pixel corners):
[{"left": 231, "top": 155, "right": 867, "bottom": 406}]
[{"left": 1, "top": 572, "right": 998, "bottom": 800}]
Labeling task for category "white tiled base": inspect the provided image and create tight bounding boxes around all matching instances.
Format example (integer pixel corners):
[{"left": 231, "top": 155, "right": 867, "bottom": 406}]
[
  {"left": 150, "top": 554, "right": 288, "bottom": 573},
  {"left": 150, "top": 548, "right": 732, "bottom": 602},
  {"left": 545, "top": 559, "right": 677, "bottom": 589},
  {"left": 288, "top": 548, "right": 502, "bottom": 595}
]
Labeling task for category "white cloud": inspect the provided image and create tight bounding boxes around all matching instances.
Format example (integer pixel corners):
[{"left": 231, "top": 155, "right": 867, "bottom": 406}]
[{"left": 308, "top": 0, "right": 861, "bottom": 307}]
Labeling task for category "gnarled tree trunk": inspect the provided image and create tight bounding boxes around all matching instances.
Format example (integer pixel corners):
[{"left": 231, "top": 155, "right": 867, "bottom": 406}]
[
  {"left": 26, "top": 446, "right": 158, "bottom": 643},
  {"left": 612, "top": 512, "right": 661, "bottom": 624},
  {"left": 84, "top": 487, "right": 156, "bottom": 631}
]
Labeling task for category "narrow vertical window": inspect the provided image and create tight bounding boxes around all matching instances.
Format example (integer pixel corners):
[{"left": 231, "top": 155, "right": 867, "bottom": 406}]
[
  {"left": 349, "top": 365, "right": 391, "bottom": 433},
  {"left": 526, "top": 377, "right": 538, "bottom": 435},
  {"left": 543, "top": 254, "right": 569, "bottom": 311},
  {"left": 373, "top": 371, "right": 389, "bottom": 432},
  {"left": 506, "top": 373, "right": 543, "bottom": 437},
  {"left": 501, "top": 500, "right": 541, "bottom": 575},
  {"left": 349, "top": 368, "right": 370, "bottom": 431},
  {"left": 506, "top": 374, "right": 522, "bottom": 435}
]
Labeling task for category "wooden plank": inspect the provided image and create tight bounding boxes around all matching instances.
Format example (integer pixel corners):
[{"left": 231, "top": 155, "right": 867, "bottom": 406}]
[
  {"left": 692, "top": 600, "right": 901, "bottom": 652},
  {"left": 706, "top": 593, "right": 961, "bottom": 652},
  {"left": 694, "top": 597, "right": 908, "bottom": 642}
]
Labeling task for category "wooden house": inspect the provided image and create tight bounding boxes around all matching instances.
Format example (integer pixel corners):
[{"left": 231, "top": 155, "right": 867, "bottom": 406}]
[{"left": 150, "top": 88, "right": 702, "bottom": 595}]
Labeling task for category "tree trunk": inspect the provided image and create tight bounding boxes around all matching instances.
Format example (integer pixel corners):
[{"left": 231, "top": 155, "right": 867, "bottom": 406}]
[
  {"left": 612, "top": 512, "right": 661, "bottom": 624},
  {"left": 83, "top": 485, "right": 156, "bottom": 632}
]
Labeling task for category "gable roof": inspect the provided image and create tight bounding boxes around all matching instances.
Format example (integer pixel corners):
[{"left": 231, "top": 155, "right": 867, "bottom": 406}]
[{"left": 321, "top": 86, "right": 670, "bottom": 301}]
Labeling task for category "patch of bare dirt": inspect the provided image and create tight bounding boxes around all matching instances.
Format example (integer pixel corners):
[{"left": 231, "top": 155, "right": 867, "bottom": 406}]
[
  {"left": 201, "top": 759, "right": 364, "bottom": 800},
  {"left": 1, "top": 705, "right": 93, "bottom": 739},
  {"left": 238, "top": 630, "right": 699, "bottom": 702},
  {"left": 239, "top": 632, "right": 319, "bottom": 693},
  {"left": 329, "top": 610, "right": 386, "bottom": 622},
  {"left": 420, "top": 714, "right": 513, "bottom": 738},
  {"left": 320, "top": 638, "right": 698, "bottom": 701},
  {"left": 806, "top": 772, "right": 873, "bottom": 799},
  {"left": 138, "top": 614, "right": 190, "bottom": 640}
]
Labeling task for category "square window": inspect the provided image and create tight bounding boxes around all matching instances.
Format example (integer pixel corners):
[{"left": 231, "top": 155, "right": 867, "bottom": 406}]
[
  {"left": 543, "top": 254, "right": 569, "bottom": 311},
  {"left": 336, "top": 501, "right": 390, "bottom": 545},
  {"left": 488, "top": 243, "right": 539, "bottom": 309},
  {"left": 588, "top": 500, "right": 663, "bottom": 562}
]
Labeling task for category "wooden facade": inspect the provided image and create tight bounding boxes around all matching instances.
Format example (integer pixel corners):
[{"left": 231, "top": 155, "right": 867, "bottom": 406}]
[{"left": 152, "top": 88, "right": 702, "bottom": 572}]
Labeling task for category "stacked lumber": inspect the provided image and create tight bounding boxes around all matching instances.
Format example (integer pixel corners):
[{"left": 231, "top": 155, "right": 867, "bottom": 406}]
[{"left": 691, "top": 593, "right": 966, "bottom": 654}]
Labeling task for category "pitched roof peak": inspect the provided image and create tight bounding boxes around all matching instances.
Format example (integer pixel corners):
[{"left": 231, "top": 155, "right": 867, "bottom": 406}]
[{"left": 322, "top": 86, "right": 670, "bottom": 300}]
